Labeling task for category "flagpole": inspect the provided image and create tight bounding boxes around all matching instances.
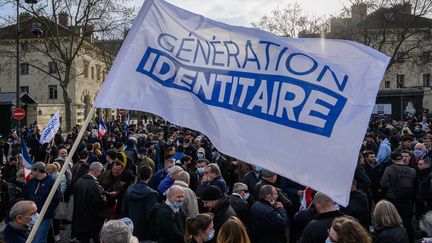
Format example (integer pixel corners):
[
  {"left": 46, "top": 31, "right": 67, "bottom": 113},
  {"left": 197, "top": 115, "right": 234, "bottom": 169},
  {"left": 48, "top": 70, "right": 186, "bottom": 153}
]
[{"left": 26, "top": 107, "right": 95, "bottom": 243}]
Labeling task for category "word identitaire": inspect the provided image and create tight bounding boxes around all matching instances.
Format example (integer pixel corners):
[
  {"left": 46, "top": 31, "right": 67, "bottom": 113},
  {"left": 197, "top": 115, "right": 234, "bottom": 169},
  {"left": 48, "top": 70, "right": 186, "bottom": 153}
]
[{"left": 136, "top": 33, "right": 349, "bottom": 137}]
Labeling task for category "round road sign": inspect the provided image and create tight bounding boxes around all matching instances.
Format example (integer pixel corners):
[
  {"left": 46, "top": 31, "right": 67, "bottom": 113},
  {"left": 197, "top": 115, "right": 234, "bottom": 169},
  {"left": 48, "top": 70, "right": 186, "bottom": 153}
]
[{"left": 12, "top": 108, "right": 26, "bottom": 120}]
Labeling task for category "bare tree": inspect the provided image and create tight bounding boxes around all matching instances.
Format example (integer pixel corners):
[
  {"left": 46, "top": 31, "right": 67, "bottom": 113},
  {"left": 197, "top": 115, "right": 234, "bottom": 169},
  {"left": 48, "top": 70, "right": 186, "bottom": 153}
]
[{"left": 1, "top": 0, "right": 134, "bottom": 131}]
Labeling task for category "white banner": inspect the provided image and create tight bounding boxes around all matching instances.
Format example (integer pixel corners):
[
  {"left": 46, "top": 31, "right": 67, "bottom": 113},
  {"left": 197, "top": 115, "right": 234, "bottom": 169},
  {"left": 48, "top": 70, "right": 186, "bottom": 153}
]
[
  {"left": 94, "top": 0, "right": 390, "bottom": 205},
  {"left": 39, "top": 111, "right": 60, "bottom": 144}
]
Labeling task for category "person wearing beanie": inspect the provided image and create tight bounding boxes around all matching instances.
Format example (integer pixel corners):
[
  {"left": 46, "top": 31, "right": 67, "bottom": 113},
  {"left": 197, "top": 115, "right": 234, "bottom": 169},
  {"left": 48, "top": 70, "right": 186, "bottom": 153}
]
[{"left": 201, "top": 185, "right": 236, "bottom": 238}]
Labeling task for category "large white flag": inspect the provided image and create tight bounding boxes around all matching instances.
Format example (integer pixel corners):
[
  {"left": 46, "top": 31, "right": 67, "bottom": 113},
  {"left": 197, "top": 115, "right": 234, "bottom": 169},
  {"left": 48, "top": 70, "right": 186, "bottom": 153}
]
[
  {"left": 39, "top": 111, "right": 60, "bottom": 144},
  {"left": 94, "top": 0, "right": 390, "bottom": 205}
]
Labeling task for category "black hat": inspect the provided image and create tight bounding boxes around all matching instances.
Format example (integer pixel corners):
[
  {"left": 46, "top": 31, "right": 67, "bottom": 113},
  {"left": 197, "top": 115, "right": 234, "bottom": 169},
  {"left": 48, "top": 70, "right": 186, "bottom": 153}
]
[
  {"left": 137, "top": 147, "right": 147, "bottom": 154},
  {"left": 391, "top": 151, "right": 402, "bottom": 161},
  {"left": 201, "top": 185, "right": 223, "bottom": 201},
  {"left": 262, "top": 169, "right": 276, "bottom": 178}
]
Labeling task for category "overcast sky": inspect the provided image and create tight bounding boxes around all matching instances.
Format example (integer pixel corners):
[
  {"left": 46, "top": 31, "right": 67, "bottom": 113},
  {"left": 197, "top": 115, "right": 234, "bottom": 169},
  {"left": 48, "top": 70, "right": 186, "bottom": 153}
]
[
  {"left": 1, "top": 0, "right": 349, "bottom": 27},
  {"left": 147, "top": 0, "right": 348, "bottom": 27}
]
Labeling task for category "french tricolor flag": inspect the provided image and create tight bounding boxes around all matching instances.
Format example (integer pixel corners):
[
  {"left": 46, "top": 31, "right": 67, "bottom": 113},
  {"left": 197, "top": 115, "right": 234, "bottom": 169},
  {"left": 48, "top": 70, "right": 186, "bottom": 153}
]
[
  {"left": 99, "top": 118, "right": 107, "bottom": 138},
  {"left": 300, "top": 187, "right": 314, "bottom": 211},
  {"left": 20, "top": 136, "right": 32, "bottom": 181}
]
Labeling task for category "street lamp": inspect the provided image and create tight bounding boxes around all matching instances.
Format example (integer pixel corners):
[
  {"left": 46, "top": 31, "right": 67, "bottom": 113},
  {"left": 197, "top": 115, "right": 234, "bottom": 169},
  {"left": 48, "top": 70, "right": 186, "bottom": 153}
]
[{"left": 16, "top": 0, "right": 41, "bottom": 136}]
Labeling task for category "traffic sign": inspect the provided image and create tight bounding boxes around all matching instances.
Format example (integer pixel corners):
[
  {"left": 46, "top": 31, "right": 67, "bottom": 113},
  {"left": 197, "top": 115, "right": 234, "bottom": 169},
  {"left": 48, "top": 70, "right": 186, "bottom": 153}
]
[
  {"left": 118, "top": 109, "right": 125, "bottom": 116},
  {"left": 12, "top": 108, "right": 26, "bottom": 120}
]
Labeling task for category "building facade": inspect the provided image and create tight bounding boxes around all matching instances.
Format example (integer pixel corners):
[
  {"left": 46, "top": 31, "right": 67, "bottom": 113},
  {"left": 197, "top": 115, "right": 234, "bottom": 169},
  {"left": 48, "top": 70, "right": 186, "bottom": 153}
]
[{"left": 0, "top": 13, "right": 115, "bottom": 131}]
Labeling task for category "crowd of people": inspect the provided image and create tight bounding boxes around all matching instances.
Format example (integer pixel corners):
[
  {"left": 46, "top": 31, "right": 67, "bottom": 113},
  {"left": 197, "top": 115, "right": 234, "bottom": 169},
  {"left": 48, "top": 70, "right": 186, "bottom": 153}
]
[{"left": 1, "top": 113, "right": 432, "bottom": 243}]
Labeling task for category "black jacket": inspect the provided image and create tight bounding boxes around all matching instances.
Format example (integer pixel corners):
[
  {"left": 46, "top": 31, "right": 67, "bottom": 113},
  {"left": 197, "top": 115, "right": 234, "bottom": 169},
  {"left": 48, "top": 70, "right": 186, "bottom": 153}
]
[
  {"left": 340, "top": 189, "right": 369, "bottom": 229},
  {"left": 71, "top": 174, "right": 106, "bottom": 234},
  {"left": 3, "top": 223, "right": 28, "bottom": 243},
  {"left": 212, "top": 195, "right": 237, "bottom": 235},
  {"left": 249, "top": 199, "right": 288, "bottom": 243},
  {"left": 301, "top": 210, "right": 344, "bottom": 243},
  {"left": 122, "top": 181, "right": 159, "bottom": 241},
  {"left": 229, "top": 194, "right": 250, "bottom": 224},
  {"left": 373, "top": 225, "right": 409, "bottom": 243}
]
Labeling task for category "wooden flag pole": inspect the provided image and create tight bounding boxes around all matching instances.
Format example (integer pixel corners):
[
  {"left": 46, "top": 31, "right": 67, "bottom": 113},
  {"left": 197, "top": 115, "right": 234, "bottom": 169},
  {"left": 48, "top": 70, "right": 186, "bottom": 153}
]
[{"left": 26, "top": 107, "right": 95, "bottom": 243}]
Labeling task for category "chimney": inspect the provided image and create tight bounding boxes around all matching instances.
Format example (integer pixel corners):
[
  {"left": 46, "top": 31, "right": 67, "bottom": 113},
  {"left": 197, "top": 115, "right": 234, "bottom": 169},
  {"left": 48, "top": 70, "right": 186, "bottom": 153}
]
[
  {"left": 18, "top": 13, "right": 32, "bottom": 23},
  {"left": 58, "top": 11, "right": 68, "bottom": 27},
  {"left": 351, "top": 3, "right": 367, "bottom": 25}
]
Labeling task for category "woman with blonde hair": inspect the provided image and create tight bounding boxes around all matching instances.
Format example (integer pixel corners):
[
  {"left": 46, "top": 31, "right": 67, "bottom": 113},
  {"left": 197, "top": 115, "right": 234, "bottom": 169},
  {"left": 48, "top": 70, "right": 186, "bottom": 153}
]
[
  {"left": 327, "top": 216, "right": 372, "bottom": 243},
  {"left": 372, "top": 200, "right": 408, "bottom": 243},
  {"left": 217, "top": 216, "right": 250, "bottom": 243},
  {"left": 184, "top": 213, "right": 214, "bottom": 243},
  {"left": 93, "top": 142, "right": 106, "bottom": 163}
]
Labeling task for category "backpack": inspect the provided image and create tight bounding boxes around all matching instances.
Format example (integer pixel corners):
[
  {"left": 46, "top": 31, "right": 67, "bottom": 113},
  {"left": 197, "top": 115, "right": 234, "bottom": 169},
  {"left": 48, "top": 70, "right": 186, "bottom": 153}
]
[{"left": 389, "top": 165, "right": 415, "bottom": 199}]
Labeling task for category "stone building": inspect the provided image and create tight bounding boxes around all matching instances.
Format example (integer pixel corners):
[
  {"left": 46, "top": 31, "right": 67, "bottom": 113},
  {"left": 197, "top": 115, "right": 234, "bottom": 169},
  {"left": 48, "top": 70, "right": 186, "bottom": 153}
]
[
  {"left": 330, "top": 3, "right": 432, "bottom": 118},
  {"left": 0, "top": 13, "right": 115, "bottom": 132}
]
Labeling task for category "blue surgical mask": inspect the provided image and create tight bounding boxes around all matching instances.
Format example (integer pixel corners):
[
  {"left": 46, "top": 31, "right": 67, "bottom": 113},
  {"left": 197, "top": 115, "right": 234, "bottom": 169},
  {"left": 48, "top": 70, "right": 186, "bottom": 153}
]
[
  {"left": 173, "top": 201, "right": 182, "bottom": 209},
  {"left": 325, "top": 238, "right": 332, "bottom": 243},
  {"left": 197, "top": 153, "right": 204, "bottom": 158},
  {"left": 197, "top": 167, "right": 205, "bottom": 175},
  {"left": 27, "top": 212, "right": 39, "bottom": 228},
  {"left": 204, "top": 230, "right": 215, "bottom": 241},
  {"left": 255, "top": 166, "right": 263, "bottom": 172},
  {"left": 242, "top": 193, "right": 250, "bottom": 201},
  {"left": 414, "top": 150, "right": 424, "bottom": 158}
]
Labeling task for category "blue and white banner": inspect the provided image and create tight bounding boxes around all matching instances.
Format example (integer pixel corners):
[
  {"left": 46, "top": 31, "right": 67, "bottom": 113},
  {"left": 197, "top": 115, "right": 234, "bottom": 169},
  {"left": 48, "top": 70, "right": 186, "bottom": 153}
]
[
  {"left": 94, "top": 0, "right": 390, "bottom": 205},
  {"left": 39, "top": 111, "right": 61, "bottom": 144}
]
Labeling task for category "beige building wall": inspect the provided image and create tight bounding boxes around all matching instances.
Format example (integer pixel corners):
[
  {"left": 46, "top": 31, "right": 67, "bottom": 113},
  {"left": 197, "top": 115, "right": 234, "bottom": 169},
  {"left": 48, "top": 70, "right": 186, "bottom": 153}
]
[{"left": 0, "top": 38, "right": 112, "bottom": 130}]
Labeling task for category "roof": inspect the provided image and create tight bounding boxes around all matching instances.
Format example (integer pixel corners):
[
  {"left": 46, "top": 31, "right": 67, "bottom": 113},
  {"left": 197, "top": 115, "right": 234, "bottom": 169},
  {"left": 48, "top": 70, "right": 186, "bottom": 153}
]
[
  {"left": 0, "top": 14, "right": 91, "bottom": 40},
  {"left": 356, "top": 7, "right": 432, "bottom": 29},
  {"left": 0, "top": 92, "right": 37, "bottom": 105}
]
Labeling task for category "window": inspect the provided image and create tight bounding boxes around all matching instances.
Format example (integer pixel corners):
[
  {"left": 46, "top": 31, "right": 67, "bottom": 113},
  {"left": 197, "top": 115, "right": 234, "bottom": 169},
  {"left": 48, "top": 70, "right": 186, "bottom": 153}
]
[
  {"left": 424, "top": 74, "right": 431, "bottom": 87},
  {"left": 20, "top": 63, "right": 29, "bottom": 75},
  {"left": 48, "top": 62, "right": 58, "bottom": 73},
  {"left": 422, "top": 51, "right": 431, "bottom": 64},
  {"left": 396, "top": 52, "right": 406, "bottom": 63},
  {"left": 83, "top": 61, "right": 89, "bottom": 78},
  {"left": 385, "top": 81, "right": 390, "bottom": 88},
  {"left": 20, "top": 86, "right": 29, "bottom": 94},
  {"left": 91, "top": 66, "right": 94, "bottom": 79},
  {"left": 397, "top": 74, "right": 405, "bottom": 88},
  {"left": 49, "top": 85, "right": 58, "bottom": 99},
  {"left": 96, "top": 65, "right": 101, "bottom": 81}
]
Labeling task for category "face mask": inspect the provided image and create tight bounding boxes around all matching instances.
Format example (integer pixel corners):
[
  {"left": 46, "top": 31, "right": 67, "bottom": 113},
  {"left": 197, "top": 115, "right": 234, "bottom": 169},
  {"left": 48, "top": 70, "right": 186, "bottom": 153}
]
[
  {"left": 27, "top": 212, "right": 39, "bottom": 228},
  {"left": 325, "top": 237, "right": 333, "bottom": 243},
  {"left": 173, "top": 201, "right": 182, "bottom": 209},
  {"left": 197, "top": 167, "right": 205, "bottom": 175},
  {"left": 414, "top": 150, "right": 424, "bottom": 158},
  {"left": 204, "top": 230, "right": 215, "bottom": 241},
  {"left": 255, "top": 166, "right": 263, "bottom": 172},
  {"left": 242, "top": 193, "right": 250, "bottom": 201},
  {"left": 197, "top": 153, "right": 204, "bottom": 159}
]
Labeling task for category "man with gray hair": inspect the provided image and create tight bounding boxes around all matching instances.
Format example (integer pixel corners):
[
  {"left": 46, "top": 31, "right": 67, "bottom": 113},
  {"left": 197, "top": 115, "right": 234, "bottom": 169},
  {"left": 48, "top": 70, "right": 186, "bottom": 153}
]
[
  {"left": 230, "top": 182, "right": 251, "bottom": 224},
  {"left": 173, "top": 171, "right": 199, "bottom": 217},
  {"left": 197, "top": 163, "right": 228, "bottom": 196},
  {"left": 156, "top": 185, "right": 185, "bottom": 242},
  {"left": 4, "top": 200, "right": 37, "bottom": 243},
  {"left": 158, "top": 165, "right": 184, "bottom": 195},
  {"left": 72, "top": 161, "right": 106, "bottom": 243}
]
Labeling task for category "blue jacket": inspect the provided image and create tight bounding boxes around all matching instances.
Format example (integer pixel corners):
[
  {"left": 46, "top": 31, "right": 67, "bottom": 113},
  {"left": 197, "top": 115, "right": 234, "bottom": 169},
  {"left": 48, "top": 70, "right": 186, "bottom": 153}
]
[
  {"left": 25, "top": 175, "right": 60, "bottom": 219},
  {"left": 122, "top": 181, "right": 159, "bottom": 241},
  {"left": 150, "top": 169, "right": 168, "bottom": 190},
  {"left": 157, "top": 175, "right": 174, "bottom": 194},
  {"left": 249, "top": 199, "right": 288, "bottom": 243},
  {"left": 377, "top": 138, "right": 391, "bottom": 164},
  {"left": 3, "top": 223, "right": 29, "bottom": 243}
]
